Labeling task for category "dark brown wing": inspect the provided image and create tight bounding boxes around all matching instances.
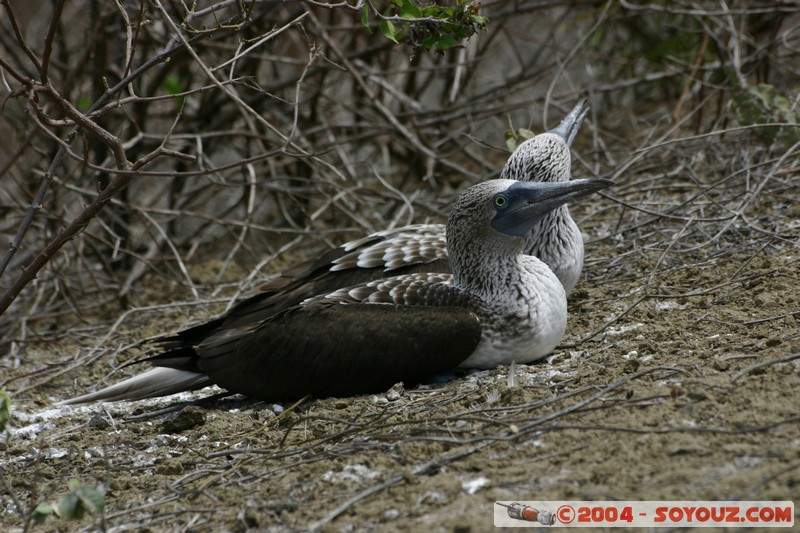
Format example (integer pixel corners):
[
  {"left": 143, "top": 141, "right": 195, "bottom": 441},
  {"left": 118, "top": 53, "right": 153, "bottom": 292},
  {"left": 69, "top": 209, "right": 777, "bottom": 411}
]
[
  {"left": 168, "top": 225, "right": 450, "bottom": 346},
  {"left": 192, "top": 302, "right": 481, "bottom": 401}
]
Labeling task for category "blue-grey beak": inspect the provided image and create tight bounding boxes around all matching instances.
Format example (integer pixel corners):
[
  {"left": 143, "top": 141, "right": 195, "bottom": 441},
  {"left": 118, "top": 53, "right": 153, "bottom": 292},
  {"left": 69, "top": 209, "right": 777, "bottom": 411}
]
[
  {"left": 548, "top": 98, "right": 589, "bottom": 147},
  {"left": 491, "top": 178, "right": 612, "bottom": 237}
]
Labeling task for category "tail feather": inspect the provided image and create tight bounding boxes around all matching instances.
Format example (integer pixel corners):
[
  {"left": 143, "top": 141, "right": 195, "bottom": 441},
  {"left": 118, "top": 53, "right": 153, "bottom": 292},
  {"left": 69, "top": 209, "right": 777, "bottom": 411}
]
[{"left": 60, "top": 367, "right": 210, "bottom": 405}]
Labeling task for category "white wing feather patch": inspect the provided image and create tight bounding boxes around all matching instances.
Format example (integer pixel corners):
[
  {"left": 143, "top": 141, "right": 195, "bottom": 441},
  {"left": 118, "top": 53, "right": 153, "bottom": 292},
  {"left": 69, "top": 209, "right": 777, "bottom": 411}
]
[
  {"left": 330, "top": 227, "right": 447, "bottom": 273},
  {"left": 304, "top": 272, "right": 453, "bottom": 306}
]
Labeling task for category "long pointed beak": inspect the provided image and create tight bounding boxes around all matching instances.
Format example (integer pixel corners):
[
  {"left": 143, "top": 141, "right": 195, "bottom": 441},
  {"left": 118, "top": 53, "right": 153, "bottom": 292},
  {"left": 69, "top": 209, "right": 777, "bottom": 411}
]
[
  {"left": 547, "top": 98, "right": 589, "bottom": 147},
  {"left": 491, "top": 178, "right": 612, "bottom": 237}
]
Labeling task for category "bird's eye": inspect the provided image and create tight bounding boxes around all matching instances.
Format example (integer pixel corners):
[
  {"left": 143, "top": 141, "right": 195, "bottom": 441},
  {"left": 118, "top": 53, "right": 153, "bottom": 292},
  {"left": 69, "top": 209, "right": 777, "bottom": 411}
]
[{"left": 494, "top": 195, "right": 507, "bottom": 208}]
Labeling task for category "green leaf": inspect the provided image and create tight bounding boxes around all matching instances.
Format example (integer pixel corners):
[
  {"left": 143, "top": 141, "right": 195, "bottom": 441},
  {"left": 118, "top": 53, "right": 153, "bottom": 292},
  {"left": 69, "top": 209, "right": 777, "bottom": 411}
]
[
  {"left": 401, "top": 0, "right": 422, "bottom": 18},
  {"left": 33, "top": 503, "right": 54, "bottom": 525},
  {"left": 57, "top": 491, "right": 82, "bottom": 519},
  {"left": 505, "top": 137, "right": 518, "bottom": 153},
  {"left": 379, "top": 19, "right": 400, "bottom": 44},
  {"left": 453, "top": 26, "right": 470, "bottom": 38},
  {"left": 471, "top": 15, "right": 488, "bottom": 26},
  {"left": 421, "top": 35, "right": 438, "bottom": 50},
  {"left": 436, "top": 35, "right": 459, "bottom": 50},
  {"left": 163, "top": 74, "right": 184, "bottom": 96},
  {"left": 505, "top": 128, "right": 535, "bottom": 152},
  {"left": 76, "top": 98, "right": 92, "bottom": 112},
  {"left": 517, "top": 128, "right": 535, "bottom": 140},
  {"left": 0, "top": 391, "right": 10, "bottom": 433},
  {"left": 360, "top": 3, "right": 371, "bottom": 32},
  {"left": 76, "top": 485, "right": 106, "bottom": 514}
]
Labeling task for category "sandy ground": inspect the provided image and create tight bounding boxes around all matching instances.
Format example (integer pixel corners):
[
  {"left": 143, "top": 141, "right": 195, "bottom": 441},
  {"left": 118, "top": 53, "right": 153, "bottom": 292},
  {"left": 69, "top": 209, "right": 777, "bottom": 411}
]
[{"left": 2, "top": 207, "right": 799, "bottom": 531}]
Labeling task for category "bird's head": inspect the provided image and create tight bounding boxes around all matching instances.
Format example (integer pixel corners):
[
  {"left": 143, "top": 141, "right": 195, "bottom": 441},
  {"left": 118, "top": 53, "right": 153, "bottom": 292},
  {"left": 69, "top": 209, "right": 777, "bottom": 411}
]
[
  {"left": 447, "top": 177, "right": 612, "bottom": 256},
  {"left": 489, "top": 178, "right": 611, "bottom": 237},
  {"left": 501, "top": 98, "right": 588, "bottom": 184}
]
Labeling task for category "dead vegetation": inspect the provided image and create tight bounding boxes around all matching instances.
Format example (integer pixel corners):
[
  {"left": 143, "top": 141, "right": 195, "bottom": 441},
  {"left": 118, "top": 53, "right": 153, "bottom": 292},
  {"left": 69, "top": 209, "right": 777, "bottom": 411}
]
[{"left": 1, "top": 1, "right": 799, "bottom": 531}]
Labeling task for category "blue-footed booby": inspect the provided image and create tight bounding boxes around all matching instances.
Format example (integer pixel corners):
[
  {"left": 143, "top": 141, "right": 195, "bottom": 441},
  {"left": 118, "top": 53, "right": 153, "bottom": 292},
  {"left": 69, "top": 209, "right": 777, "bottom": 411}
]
[
  {"left": 502, "top": 99, "right": 589, "bottom": 295},
  {"left": 293, "top": 99, "right": 589, "bottom": 295},
  {"left": 62, "top": 177, "right": 611, "bottom": 404},
  {"left": 162, "top": 100, "right": 592, "bottom": 347}
]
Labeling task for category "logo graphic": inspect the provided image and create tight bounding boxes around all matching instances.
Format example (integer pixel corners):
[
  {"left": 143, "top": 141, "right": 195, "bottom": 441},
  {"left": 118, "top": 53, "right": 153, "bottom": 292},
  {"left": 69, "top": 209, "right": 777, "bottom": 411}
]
[
  {"left": 494, "top": 501, "right": 794, "bottom": 528},
  {"left": 495, "top": 502, "right": 556, "bottom": 525}
]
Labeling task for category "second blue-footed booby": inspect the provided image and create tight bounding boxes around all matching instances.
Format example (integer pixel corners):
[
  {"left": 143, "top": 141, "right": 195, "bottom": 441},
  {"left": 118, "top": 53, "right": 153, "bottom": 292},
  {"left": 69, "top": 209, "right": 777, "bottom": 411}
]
[
  {"left": 501, "top": 99, "right": 589, "bottom": 296},
  {"left": 62, "top": 177, "right": 611, "bottom": 404},
  {"left": 297, "top": 99, "right": 590, "bottom": 294}
]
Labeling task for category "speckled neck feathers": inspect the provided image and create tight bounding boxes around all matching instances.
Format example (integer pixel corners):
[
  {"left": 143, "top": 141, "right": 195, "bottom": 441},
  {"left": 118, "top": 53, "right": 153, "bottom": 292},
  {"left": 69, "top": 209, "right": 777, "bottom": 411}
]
[{"left": 446, "top": 181, "right": 528, "bottom": 300}]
